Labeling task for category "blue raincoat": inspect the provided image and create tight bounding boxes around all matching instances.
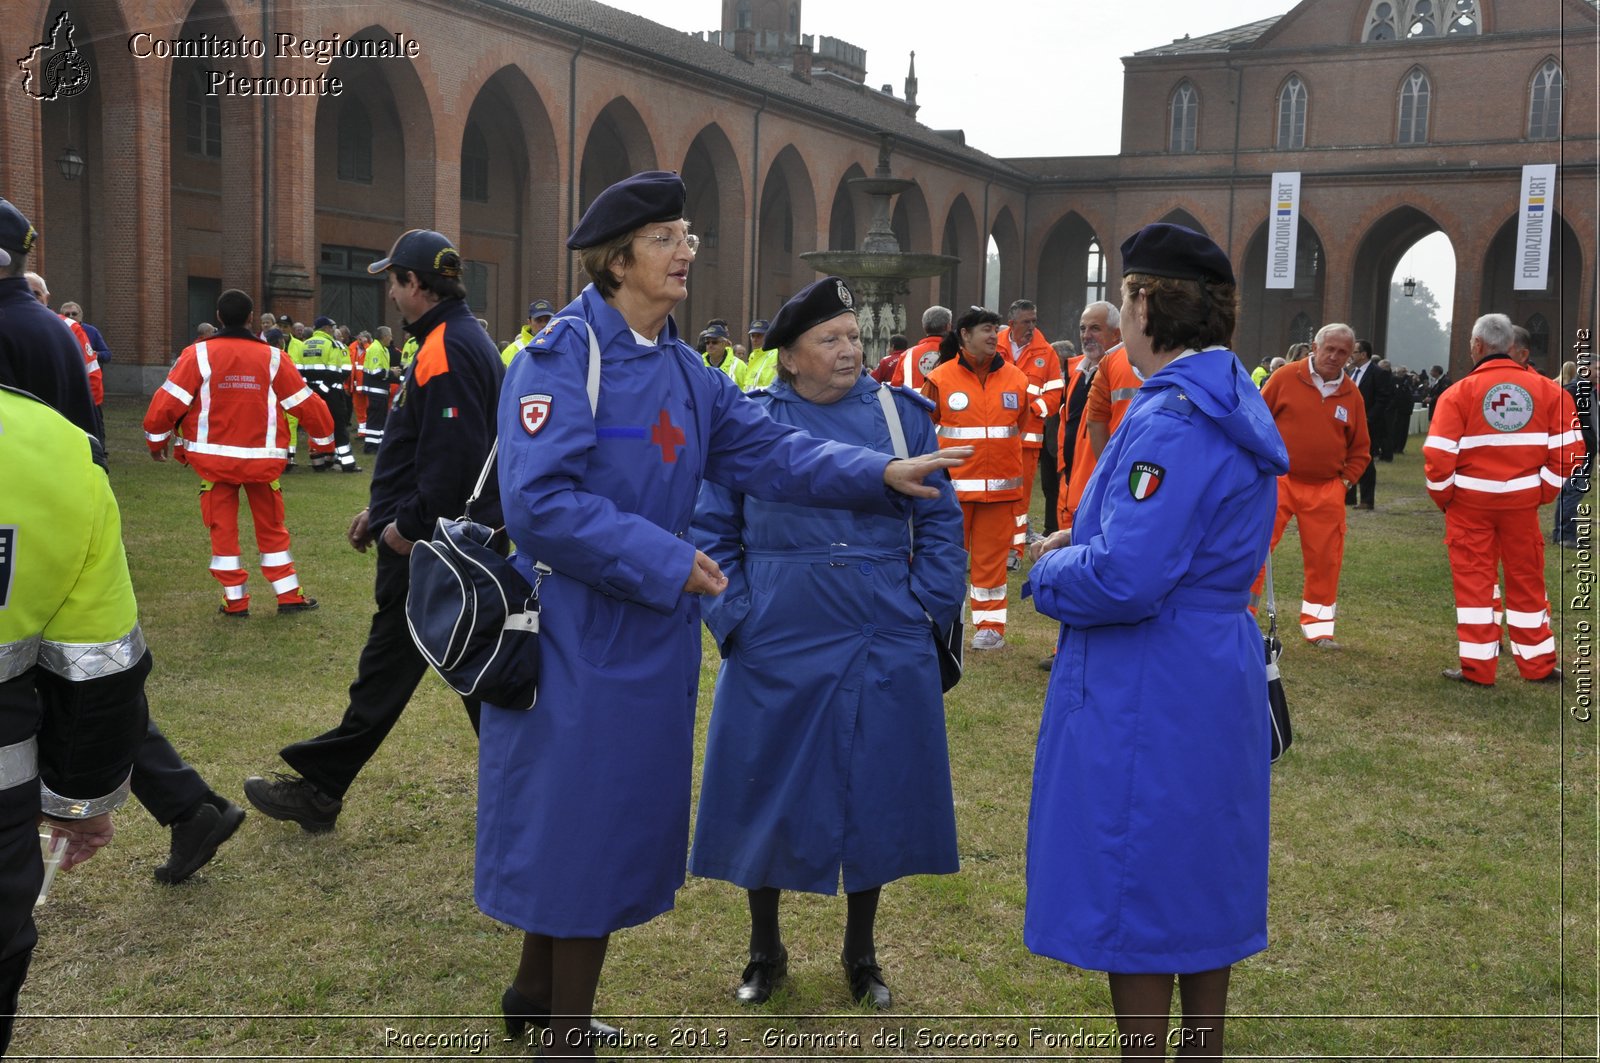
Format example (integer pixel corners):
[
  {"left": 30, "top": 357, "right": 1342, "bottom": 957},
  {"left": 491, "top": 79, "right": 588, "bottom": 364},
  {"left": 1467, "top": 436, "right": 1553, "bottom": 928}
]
[
  {"left": 689, "top": 376, "right": 966, "bottom": 894},
  {"left": 1025, "top": 346, "right": 1288, "bottom": 974},
  {"left": 476, "top": 287, "right": 906, "bottom": 936}
]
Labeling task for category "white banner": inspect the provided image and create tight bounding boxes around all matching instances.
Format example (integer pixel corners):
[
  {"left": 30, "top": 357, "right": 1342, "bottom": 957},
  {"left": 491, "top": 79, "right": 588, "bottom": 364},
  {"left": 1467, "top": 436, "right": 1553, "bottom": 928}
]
[
  {"left": 1514, "top": 163, "right": 1557, "bottom": 291},
  {"left": 1265, "top": 171, "right": 1301, "bottom": 290}
]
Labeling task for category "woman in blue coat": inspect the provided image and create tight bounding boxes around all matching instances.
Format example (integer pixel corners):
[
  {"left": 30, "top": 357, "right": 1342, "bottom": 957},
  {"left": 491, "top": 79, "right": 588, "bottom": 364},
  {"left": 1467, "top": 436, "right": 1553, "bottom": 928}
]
[
  {"left": 1025, "top": 224, "right": 1289, "bottom": 1057},
  {"left": 477, "top": 174, "right": 969, "bottom": 1058},
  {"left": 690, "top": 278, "right": 965, "bottom": 1010}
]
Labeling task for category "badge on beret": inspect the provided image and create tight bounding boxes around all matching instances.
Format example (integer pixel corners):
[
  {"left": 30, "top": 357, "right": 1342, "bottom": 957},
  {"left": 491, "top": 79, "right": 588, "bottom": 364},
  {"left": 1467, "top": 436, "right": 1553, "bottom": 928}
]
[
  {"left": 1482, "top": 382, "right": 1535, "bottom": 432},
  {"left": 836, "top": 280, "right": 853, "bottom": 309},
  {"left": 948, "top": 392, "right": 970, "bottom": 411},
  {"left": 1129, "top": 461, "right": 1165, "bottom": 500},
  {"left": 1002, "top": 392, "right": 1019, "bottom": 410},
  {"left": 520, "top": 393, "right": 553, "bottom": 437}
]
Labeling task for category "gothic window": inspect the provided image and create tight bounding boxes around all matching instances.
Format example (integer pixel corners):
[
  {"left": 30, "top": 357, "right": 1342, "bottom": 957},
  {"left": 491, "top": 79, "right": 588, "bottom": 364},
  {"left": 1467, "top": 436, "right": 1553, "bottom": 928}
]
[
  {"left": 337, "top": 100, "right": 373, "bottom": 183},
  {"left": 736, "top": 0, "right": 751, "bottom": 30},
  {"left": 1397, "top": 69, "right": 1430, "bottom": 144},
  {"left": 1170, "top": 82, "right": 1197, "bottom": 154},
  {"left": 1084, "top": 239, "right": 1106, "bottom": 306},
  {"left": 185, "top": 70, "right": 221, "bottom": 158},
  {"left": 1529, "top": 60, "right": 1562, "bottom": 140},
  {"left": 1289, "top": 312, "right": 1314, "bottom": 345},
  {"left": 1364, "top": 1, "right": 1399, "bottom": 40},
  {"left": 1277, "top": 76, "right": 1307, "bottom": 149},
  {"left": 1363, "top": 0, "right": 1479, "bottom": 41},
  {"left": 1407, "top": 0, "right": 1438, "bottom": 37},
  {"left": 461, "top": 120, "right": 490, "bottom": 203},
  {"left": 789, "top": 2, "right": 798, "bottom": 34},
  {"left": 1446, "top": 0, "right": 1480, "bottom": 34}
]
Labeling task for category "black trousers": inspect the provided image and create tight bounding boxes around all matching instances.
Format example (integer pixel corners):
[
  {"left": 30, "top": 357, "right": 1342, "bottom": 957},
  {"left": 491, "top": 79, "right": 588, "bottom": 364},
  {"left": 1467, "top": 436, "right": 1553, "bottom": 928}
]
[
  {"left": 1347, "top": 461, "right": 1377, "bottom": 507},
  {"left": 131, "top": 712, "right": 211, "bottom": 826},
  {"left": 1039, "top": 415, "right": 1061, "bottom": 536},
  {"left": 280, "top": 544, "right": 479, "bottom": 800},
  {"left": 325, "top": 388, "right": 353, "bottom": 451}
]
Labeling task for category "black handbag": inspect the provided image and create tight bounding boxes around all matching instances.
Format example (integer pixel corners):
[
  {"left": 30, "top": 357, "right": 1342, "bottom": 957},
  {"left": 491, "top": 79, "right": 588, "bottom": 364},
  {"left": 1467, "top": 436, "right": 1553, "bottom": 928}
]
[
  {"left": 1262, "top": 553, "right": 1293, "bottom": 762},
  {"left": 404, "top": 317, "right": 600, "bottom": 710}
]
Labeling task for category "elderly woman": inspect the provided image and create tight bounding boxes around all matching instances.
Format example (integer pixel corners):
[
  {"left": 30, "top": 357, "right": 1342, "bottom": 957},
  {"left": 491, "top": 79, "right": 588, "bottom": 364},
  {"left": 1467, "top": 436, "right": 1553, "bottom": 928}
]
[
  {"left": 1025, "top": 223, "right": 1289, "bottom": 1057},
  {"left": 477, "top": 174, "right": 967, "bottom": 1058},
  {"left": 690, "top": 277, "right": 965, "bottom": 1010}
]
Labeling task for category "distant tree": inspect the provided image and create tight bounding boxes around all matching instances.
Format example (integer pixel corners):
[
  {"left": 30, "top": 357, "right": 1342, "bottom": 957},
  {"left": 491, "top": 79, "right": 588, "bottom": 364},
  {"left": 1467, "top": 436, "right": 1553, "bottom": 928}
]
[
  {"left": 985, "top": 250, "right": 1000, "bottom": 310},
  {"left": 1384, "top": 279, "right": 1450, "bottom": 371}
]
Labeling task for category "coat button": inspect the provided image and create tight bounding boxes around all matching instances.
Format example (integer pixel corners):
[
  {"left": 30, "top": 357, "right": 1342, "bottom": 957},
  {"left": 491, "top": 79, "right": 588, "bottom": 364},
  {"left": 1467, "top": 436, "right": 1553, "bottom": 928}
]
[
  {"left": 877, "top": 676, "right": 892, "bottom": 689},
  {"left": 862, "top": 624, "right": 876, "bottom": 637},
  {"left": 859, "top": 562, "right": 872, "bottom": 575}
]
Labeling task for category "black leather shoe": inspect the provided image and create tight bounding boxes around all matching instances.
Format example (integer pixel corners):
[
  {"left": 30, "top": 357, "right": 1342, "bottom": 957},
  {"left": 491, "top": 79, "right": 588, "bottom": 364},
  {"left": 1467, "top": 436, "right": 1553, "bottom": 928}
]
[
  {"left": 243, "top": 772, "right": 342, "bottom": 833},
  {"left": 500, "top": 985, "right": 622, "bottom": 1043},
  {"left": 154, "top": 796, "right": 246, "bottom": 884},
  {"left": 340, "top": 464, "right": 363, "bottom": 473},
  {"left": 735, "top": 947, "right": 787, "bottom": 1005},
  {"left": 277, "top": 598, "right": 319, "bottom": 614},
  {"left": 842, "top": 953, "right": 891, "bottom": 1009},
  {"left": 217, "top": 605, "right": 249, "bottom": 619}
]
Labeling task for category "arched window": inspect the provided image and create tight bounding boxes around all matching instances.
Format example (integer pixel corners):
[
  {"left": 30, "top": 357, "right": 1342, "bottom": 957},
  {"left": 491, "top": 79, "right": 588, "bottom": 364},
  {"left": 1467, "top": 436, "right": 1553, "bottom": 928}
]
[
  {"left": 185, "top": 69, "right": 221, "bottom": 158},
  {"left": 1277, "top": 76, "right": 1307, "bottom": 149},
  {"left": 1397, "top": 69, "right": 1430, "bottom": 144},
  {"left": 1529, "top": 60, "right": 1562, "bottom": 140},
  {"left": 1289, "top": 312, "right": 1314, "bottom": 345},
  {"left": 1364, "top": 1, "right": 1399, "bottom": 39},
  {"left": 1526, "top": 314, "right": 1550, "bottom": 359},
  {"left": 788, "top": 2, "right": 799, "bottom": 34},
  {"left": 736, "top": 0, "right": 751, "bottom": 30},
  {"left": 1445, "top": 0, "right": 1480, "bottom": 34},
  {"left": 1407, "top": 0, "right": 1439, "bottom": 37},
  {"left": 461, "top": 120, "right": 490, "bottom": 203},
  {"left": 1169, "top": 82, "right": 1197, "bottom": 154},
  {"left": 337, "top": 100, "right": 373, "bottom": 183},
  {"left": 1363, "top": 0, "right": 1480, "bottom": 41},
  {"left": 1084, "top": 239, "right": 1106, "bottom": 307}
]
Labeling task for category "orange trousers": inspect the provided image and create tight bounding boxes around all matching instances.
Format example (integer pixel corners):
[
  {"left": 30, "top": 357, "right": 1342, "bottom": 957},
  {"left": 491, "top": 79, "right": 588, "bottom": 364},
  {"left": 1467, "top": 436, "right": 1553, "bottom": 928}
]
[
  {"left": 1251, "top": 475, "right": 1346, "bottom": 642},
  {"left": 200, "top": 480, "right": 307, "bottom": 613},
  {"left": 1011, "top": 447, "right": 1041, "bottom": 559},
  {"left": 963, "top": 500, "right": 1014, "bottom": 634},
  {"left": 1445, "top": 504, "right": 1556, "bottom": 684},
  {"left": 353, "top": 389, "right": 369, "bottom": 439}
]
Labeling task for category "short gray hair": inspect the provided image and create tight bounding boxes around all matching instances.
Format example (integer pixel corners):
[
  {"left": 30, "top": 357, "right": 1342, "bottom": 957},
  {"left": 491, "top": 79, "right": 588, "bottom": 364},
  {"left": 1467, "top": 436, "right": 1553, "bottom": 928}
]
[
  {"left": 922, "top": 305, "right": 952, "bottom": 335},
  {"left": 1472, "top": 313, "right": 1515, "bottom": 353},
  {"left": 1314, "top": 322, "right": 1354, "bottom": 346},
  {"left": 1083, "top": 300, "right": 1120, "bottom": 329},
  {"left": 1511, "top": 325, "right": 1531, "bottom": 351}
]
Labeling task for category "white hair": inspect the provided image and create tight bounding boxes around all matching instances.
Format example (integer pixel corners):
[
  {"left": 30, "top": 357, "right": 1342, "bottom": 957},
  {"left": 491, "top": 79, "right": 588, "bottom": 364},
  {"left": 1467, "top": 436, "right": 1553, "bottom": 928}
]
[
  {"left": 1314, "top": 322, "right": 1354, "bottom": 346},
  {"left": 1083, "top": 300, "right": 1121, "bottom": 329},
  {"left": 1472, "top": 313, "right": 1515, "bottom": 352}
]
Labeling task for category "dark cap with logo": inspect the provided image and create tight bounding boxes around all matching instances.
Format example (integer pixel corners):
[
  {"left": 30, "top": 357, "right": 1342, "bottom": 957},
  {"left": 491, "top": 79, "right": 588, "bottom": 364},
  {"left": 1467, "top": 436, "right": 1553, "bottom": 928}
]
[
  {"left": 528, "top": 299, "right": 555, "bottom": 319},
  {"left": 1120, "top": 222, "right": 1234, "bottom": 286},
  {"left": 367, "top": 229, "right": 463, "bottom": 278},
  {"left": 765, "top": 277, "right": 857, "bottom": 351},
  {"left": 748, "top": 319, "right": 770, "bottom": 335},
  {"left": 700, "top": 323, "right": 730, "bottom": 342},
  {"left": 0, "top": 199, "right": 39, "bottom": 256},
  {"left": 313, "top": 316, "right": 335, "bottom": 330},
  {"left": 566, "top": 171, "right": 685, "bottom": 250}
]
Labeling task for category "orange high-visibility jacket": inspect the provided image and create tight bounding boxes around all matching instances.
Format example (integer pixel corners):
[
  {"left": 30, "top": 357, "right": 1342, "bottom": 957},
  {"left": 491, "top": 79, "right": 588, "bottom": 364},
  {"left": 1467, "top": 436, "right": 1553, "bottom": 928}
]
[
  {"left": 63, "top": 315, "right": 101, "bottom": 405},
  {"left": 999, "top": 325, "right": 1062, "bottom": 450},
  {"left": 923, "top": 353, "right": 1030, "bottom": 503},
  {"left": 144, "top": 331, "right": 335, "bottom": 483},
  {"left": 1260, "top": 358, "right": 1370, "bottom": 484},
  {"left": 892, "top": 335, "right": 943, "bottom": 390},
  {"left": 1424, "top": 353, "right": 1584, "bottom": 511},
  {"left": 1064, "top": 344, "right": 1138, "bottom": 517}
]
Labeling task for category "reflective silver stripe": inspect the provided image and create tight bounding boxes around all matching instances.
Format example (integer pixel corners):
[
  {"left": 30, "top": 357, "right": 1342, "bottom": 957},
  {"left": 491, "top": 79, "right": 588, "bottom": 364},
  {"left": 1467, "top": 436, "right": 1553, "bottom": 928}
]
[
  {"left": 1550, "top": 429, "right": 1583, "bottom": 448},
  {"left": 183, "top": 441, "right": 289, "bottom": 460},
  {"left": 310, "top": 434, "right": 334, "bottom": 446},
  {"left": 936, "top": 425, "right": 1020, "bottom": 439},
  {"left": 224, "top": 585, "right": 247, "bottom": 600},
  {"left": 38, "top": 626, "right": 147, "bottom": 682},
  {"left": 270, "top": 574, "right": 300, "bottom": 594},
  {"left": 281, "top": 386, "right": 314, "bottom": 410},
  {"left": 1539, "top": 467, "right": 1565, "bottom": 488},
  {"left": 1026, "top": 384, "right": 1043, "bottom": 396},
  {"left": 195, "top": 342, "right": 213, "bottom": 445},
  {"left": 952, "top": 477, "right": 1024, "bottom": 492},
  {"left": 1040, "top": 379, "right": 1064, "bottom": 393},
  {"left": 1022, "top": 432, "right": 1044, "bottom": 443},
  {"left": 1454, "top": 431, "right": 1545, "bottom": 449},
  {"left": 1423, "top": 435, "right": 1459, "bottom": 453},
  {"left": 209, "top": 555, "right": 243, "bottom": 570},
  {"left": 84, "top": 356, "right": 99, "bottom": 372},
  {"left": 40, "top": 771, "right": 131, "bottom": 819},
  {"left": 1456, "top": 607, "right": 1495, "bottom": 624},
  {"left": 1509, "top": 636, "right": 1556, "bottom": 658},
  {"left": 1110, "top": 387, "right": 1141, "bottom": 402},
  {"left": 261, "top": 551, "right": 292, "bottom": 567},
  {"left": 145, "top": 431, "right": 171, "bottom": 444},
  {"left": 0, "top": 737, "right": 38, "bottom": 790},
  {"left": 0, "top": 635, "right": 43, "bottom": 682},
  {"left": 1459, "top": 640, "right": 1499, "bottom": 660},
  {"left": 1455, "top": 472, "right": 1542, "bottom": 493},
  {"left": 1505, "top": 608, "right": 1547, "bottom": 628},
  {"left": 161, "top": 379, "right": 194, "bottom": 406},
  {"left": 264, "top": 347, "right": 281, "bottom": 449}
]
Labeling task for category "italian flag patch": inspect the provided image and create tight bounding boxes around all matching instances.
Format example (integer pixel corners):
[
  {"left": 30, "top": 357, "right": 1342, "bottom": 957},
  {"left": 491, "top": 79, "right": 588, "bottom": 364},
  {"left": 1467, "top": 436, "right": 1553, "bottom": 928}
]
[
  {"left": 441, "top": 407, "right": 459, "bottom": 419},
  {"left": 1129, "top": 461, "right": 1165, "bottom": 500}
]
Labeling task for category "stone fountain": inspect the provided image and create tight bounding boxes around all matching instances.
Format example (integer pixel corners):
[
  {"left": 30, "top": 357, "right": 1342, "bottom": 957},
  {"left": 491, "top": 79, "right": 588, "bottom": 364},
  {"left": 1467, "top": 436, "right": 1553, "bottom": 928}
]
[{"left": 801, "top": 136, "right": 958, "bottom": 367}]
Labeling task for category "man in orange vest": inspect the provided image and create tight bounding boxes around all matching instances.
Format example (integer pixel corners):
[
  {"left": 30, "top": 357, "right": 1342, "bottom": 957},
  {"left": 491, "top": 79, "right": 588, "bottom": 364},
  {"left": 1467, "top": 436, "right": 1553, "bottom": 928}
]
[
  {"left": 892, "top": 304, "right": 951, "bottom": 392},
  {"left": 1427, "top": 313, "right": 1582, "bottom": 685},
  {"left": 1061, "top": 301, "right": 1133, "bottom": 531},
  {"left": 1253, "top": 323, "right": 1371, "bottom": 647},
  {"left": 923, "top": 306, "right": 1029, "bottom": 651},
  {"left": 25, "top": 270, "right": 102, "bottom": 441},
  {"left": 998, "top": 299, "right": 1063, "bottom": 568},
  {"left": 144, "top": 288, "right": 336, "bottom": 616}
]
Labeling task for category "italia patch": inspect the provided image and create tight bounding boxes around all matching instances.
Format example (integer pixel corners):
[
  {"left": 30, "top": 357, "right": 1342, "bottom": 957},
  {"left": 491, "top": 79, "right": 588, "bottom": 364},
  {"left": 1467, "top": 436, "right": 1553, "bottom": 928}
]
[
  {"left": 1482, "top": 382, "right": 1535, "bottom": 432},
  {"left": 520, "top": 393, "right": 553, "bottom": 436},
  {"left": 1129, "top": 462, "right": 1165, "bottom": 500}
]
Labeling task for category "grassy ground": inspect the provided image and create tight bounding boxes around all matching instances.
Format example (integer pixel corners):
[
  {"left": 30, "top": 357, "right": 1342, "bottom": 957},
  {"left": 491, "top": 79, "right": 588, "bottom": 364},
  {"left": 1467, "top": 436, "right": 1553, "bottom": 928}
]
[{"left": 9, "top": 397, "right": 1597, "bottom": 1060}]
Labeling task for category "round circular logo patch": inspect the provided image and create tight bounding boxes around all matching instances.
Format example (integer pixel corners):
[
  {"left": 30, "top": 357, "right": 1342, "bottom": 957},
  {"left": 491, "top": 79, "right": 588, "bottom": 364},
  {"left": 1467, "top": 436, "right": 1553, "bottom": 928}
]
[
  {"left": 948, "top": 392, "right": 970, "bottom": 412},
  {"left": 1481, "top": 382, "right": 1535, "bottom": 432}
]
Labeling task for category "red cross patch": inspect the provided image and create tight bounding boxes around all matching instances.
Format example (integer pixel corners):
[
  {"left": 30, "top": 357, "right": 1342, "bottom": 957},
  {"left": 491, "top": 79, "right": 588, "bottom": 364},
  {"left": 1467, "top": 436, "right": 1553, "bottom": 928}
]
[{"left": 520, "top": 393, "right": 552, "bottom": 436}]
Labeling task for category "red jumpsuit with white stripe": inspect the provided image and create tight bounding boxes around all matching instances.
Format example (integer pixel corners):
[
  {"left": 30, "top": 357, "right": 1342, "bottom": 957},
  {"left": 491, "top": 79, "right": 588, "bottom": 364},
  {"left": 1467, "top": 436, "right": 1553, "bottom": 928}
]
[
  {"left": 924, "top": 353, "right": 1030, "bottom": 635},
  {"left": 1424, "top": 352, "right": 1583, "bottom": 683},
  {"left": 1000, "top": 325, "right": 1063, "bottom": 560},
  {"left": 143, "top": 330, "right": 335, "bottom": 613}
]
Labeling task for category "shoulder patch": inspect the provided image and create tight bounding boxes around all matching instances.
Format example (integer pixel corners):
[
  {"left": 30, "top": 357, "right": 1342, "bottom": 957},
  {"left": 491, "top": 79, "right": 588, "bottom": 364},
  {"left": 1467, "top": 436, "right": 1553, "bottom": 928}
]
[
  {"left": 1158, "top": 388, "right": 1195, "bottom": 416},
  {"left": 519, "top": 393, "right": 553, "bottom": 436},
  {"left": 1129, "top": 461, "right": 1165, "bottom": 500}
]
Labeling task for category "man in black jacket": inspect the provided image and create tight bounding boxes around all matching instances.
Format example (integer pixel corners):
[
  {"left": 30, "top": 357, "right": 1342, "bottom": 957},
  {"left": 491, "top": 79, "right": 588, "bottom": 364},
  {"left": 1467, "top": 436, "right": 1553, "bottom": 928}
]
[
  {"left": 246, "top": 229, "right": 504, "bottom": 832},
  {"left": 1346, "top": 338, "right": 1393, "bottom": 508}
]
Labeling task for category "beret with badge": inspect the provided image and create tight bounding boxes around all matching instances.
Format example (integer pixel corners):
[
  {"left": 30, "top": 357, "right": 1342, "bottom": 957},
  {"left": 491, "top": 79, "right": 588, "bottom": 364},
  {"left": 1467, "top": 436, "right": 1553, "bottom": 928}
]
[
  {"left": 1120, "top": 222, "right": 1235, "bottom": 286},
  {"left": 765, "top": 276, "right": 857, "bottom": 351}
]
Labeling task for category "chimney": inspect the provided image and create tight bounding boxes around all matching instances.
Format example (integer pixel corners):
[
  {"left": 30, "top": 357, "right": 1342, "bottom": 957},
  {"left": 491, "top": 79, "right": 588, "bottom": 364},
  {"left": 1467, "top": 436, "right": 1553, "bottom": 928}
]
[
  {"left": 734, "top": 28, "right": 754, "bottom": 62},
  {"left": 792, "top": 42, "right": 812, "bottom": 82}
]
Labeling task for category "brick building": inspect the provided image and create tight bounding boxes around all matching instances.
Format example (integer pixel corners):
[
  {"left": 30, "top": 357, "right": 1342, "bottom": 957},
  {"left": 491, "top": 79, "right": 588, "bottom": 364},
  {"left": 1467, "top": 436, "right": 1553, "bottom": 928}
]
[{"left": 2, "top": 0, "right": 1593, "bottom": 392}]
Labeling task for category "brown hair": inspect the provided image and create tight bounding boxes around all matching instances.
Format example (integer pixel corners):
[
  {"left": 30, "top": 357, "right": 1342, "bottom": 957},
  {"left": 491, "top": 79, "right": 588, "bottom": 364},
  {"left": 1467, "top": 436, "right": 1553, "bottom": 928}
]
[
  {"left": 1123, "top": 272, "right": 1236, "bottom": 353},
  {"left": 578, "top": 231, "right": 639, "bottom": 300}
]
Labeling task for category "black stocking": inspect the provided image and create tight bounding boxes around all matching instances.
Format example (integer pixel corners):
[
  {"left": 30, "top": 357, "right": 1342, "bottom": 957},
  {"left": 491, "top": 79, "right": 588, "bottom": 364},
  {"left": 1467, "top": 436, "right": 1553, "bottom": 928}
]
[
  {"left": 843, "top": 886, "right": 881, "bottom": 962},
  {"left": 1107, "top": 972, "right": 1174, "bottom": 1060},
  {"left": 747, "top": 887, "right": 782, "bottom": 955}
]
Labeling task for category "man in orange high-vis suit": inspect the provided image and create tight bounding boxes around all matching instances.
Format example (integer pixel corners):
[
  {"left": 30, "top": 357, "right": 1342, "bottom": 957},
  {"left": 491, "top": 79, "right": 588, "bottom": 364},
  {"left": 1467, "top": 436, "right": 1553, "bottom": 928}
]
[
  {"left": 144, "top": 289, "right": 336, "bottom": 617},
  {"left": 923, "top": 307, "right": 1029, "bottom": 651},
  {"left": 25, "top": 271, "right": 102, "bottom": 439},
  {"left": 1427, "top": 313, "right": 1583, "bottom": 686},
  {"left": 1254, "top": 323, "right": 1371, "bottom": 648},
  {"left": 999, "top": 299, "right": 1063, "bottom": 567},
  {"left": 892, "top": 304, "right": 952, "bottom": 392},
  {"left": 1056, "top": 301, "right": 1125, "bottom": 530}
]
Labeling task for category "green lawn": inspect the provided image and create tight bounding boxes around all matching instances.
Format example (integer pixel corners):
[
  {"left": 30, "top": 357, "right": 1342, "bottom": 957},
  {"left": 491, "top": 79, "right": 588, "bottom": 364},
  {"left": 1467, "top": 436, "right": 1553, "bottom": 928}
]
[{"left": 11, "top": 398, "right": 1597, "bottom": 1060}]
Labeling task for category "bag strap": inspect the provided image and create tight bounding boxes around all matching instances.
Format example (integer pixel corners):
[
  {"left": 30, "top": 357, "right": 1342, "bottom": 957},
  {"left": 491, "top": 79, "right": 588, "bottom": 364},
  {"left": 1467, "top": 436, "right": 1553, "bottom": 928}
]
[
  {"left": 1262, "top": 550, "right": 1279, "bottom": 644},
  {"left": 462, "top": 317, "right": 603, "bottom": 521}
]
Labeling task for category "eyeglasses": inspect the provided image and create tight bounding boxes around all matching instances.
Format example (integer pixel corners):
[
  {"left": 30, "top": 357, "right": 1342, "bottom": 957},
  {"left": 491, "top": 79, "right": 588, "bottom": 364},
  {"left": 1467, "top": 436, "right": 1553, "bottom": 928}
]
[
  {"left": 63, "top": 310, "right": 80, "bottom": 319},
  {"left": 636, "top": 232, "right": 700, "bottom": 254}
]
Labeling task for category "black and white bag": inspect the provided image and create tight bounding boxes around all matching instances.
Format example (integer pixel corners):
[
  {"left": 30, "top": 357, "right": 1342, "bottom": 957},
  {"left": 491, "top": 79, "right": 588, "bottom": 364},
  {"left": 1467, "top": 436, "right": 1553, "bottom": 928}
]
[
  {"left": 405, "top": 318, "right": 601, "bottom": 709},
  {"left": 1262, "top": 552, "right": 1293, "bottom": 763}
]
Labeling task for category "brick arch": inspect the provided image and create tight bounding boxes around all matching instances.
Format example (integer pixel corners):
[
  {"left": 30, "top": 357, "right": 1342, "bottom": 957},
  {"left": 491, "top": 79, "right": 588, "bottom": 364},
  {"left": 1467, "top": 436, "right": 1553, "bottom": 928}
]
[
  {"left": 892, "top": 180, "right": 934, "bottom": 312},
  {"left": 579, "top": 97, "right": 658, "bottom": 215},
  {"left": 1034, "top": 210, "right": 1105, "bottom": 340},
  {"left": 826, "top": 162, "right": 870, "bottom": 253},
  {"left": 1481, "top": 210, "right": 1584, "bottom": 374},
  {"left": 988, "top": 206, "right": 1023, "bottom": 308},
  {"left": 679, "top": 122, "right": 746, "bottom": 334},
  {"left": 1239, "top": 217, "right": 1327, "bottom": 363},
  {"left": 939, "top": 193, "right": 980, "bottom": 313},
  {"left": 1350, "top": 204, "right": 1457, "bottom": 368},
  {"left": 755, "top": 144, "right": 817, "bottom": 314}
]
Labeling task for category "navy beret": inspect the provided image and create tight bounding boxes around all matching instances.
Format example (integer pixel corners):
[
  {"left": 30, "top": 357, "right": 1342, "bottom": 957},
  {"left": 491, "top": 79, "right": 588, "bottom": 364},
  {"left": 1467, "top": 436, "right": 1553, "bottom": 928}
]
[
  {"left": 313, "top": 315, "right": 335, "bottom": 330},
  {"left": 1120, "top": 222, "right": 1234, "bottom": 286},
  {"left": 748, "top": 319, "right": 770, "bottom": 334},
  {"left": 527, "top": 299, "right": 555, "bottom": 319},
  {"left": 367, "top": 228, "right": 463, "bottom": 278},
  {"left": 0, "top": 199, "right": 38, "bottom": 256},
  {"left": 567, "top": 171, "right": 685, "bottom": 250},
  {"left": 766, "top": 277, "right": 857, "bottom": 350}
]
